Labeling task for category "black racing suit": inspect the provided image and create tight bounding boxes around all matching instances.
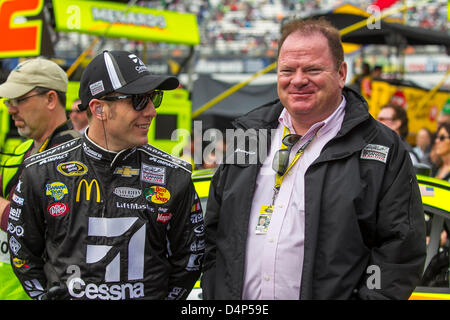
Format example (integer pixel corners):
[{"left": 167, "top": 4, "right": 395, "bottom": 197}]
[{"left": 7, "top": 133, "right": 204, "bottom": 300}]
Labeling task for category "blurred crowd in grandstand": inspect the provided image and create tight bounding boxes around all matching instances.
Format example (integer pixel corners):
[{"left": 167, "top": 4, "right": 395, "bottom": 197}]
[{"left": 49, "top": 0, "right": 450, "bottom": 60}]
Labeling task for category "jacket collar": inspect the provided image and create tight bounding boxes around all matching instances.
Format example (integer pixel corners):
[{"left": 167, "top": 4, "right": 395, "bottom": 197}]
[
  {"left": 35, "top": 120, "right": 77, "bottom": 153},
  {"left": 230, "top": 87, "right": 376, "bottom": 161},
  {"left": 81, "top": 128, "right": 137, "bottom": 166},
  {"left": 234, "top": 87, "right": 370, "bottom": 131},
  {"left": 232, "top": 99, "right": 283, "bottom": 130}
]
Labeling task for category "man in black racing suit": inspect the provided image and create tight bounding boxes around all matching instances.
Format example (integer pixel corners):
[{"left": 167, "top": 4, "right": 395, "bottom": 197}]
[{"left": 7, "top": 50, "right": 204, "bottom": 300}]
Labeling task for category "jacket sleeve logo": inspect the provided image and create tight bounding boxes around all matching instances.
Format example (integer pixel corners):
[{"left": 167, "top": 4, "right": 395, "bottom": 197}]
[
  {"left": 360, "top": 144, "right": 389, "bottom": 164},
  {"left": 45, "top": 182, "right": 69, "bottom": 201},
  {"left": 57, "top": 161, "right": 88, "bottom": 176},
  {"left": 76, "top": 179, "right": 101, "bottom": 202}
]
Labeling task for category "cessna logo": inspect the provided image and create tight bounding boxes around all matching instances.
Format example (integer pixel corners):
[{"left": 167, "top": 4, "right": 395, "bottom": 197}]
[
  {"left": 114, "top": 166, "right": 139, "bottom": 177},
  {"left": 76, "top": 179, "right": 101, "bottom": 202}
]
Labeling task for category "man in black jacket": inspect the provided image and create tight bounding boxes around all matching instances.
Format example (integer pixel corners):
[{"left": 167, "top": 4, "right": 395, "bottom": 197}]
[
  {"left": 202, "top": 18, "right": 426, "bottom": 300},
  {"left": 7, "top": 50, "right": 204, "bottom": 300}
]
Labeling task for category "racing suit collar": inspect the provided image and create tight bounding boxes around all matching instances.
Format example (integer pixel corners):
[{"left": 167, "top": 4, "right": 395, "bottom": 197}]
[{"left": 82, "top": 128, "right": 137, "bottom": 166}]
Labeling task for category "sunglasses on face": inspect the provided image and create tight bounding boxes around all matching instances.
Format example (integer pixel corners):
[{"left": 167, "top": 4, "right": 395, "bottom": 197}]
[
  {"left": 377, "top": 117, "right": 395, "bottom": 122},
  {"left": 100, "top": 91, "right": 163, "bottom": 111},
  {"left": 435, "top": 135, "right": 450, "bottom": 142},
  {"left": 272, "top": 133, "right": 302, "bottom": 176}
]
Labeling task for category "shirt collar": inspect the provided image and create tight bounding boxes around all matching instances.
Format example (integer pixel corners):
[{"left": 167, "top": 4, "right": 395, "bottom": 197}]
[{"left": 279, "top": 95, "right": 347, "bottom": 139}]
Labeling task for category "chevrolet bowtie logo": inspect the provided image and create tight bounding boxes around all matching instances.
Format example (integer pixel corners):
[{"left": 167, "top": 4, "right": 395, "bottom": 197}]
[{"left": 114, "top": 166, "right": 140, "bottom": 177}]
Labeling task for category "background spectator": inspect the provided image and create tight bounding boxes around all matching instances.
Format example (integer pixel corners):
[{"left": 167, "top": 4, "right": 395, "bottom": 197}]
[
  {"left": 377, "top": 103, "right": 420, "bottom": 165},
  {"left": 69, "top": 98, "right": 88, "bottom": 134},
  {"left": 432, "top": 122, "right": 450, "bottom": 181},
  {"left": 413, "top": 127, "right": 433, "bottom": 163}
]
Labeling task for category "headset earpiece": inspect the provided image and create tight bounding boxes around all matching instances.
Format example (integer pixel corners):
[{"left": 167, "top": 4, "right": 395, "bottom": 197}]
[{"left": 96, "top": 107, "right": 103, "bottom": 114}]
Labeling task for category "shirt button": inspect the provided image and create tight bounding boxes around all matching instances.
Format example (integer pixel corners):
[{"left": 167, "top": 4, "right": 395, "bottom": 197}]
[
  {"left": 264, "top": 276, "right": 270, "bottom": 281},
  {"left": 269, "top": 237, "right": 274, "bottom": 243},
  {"left": 278, "top": 204, "right": 283, "bottom": 208}
]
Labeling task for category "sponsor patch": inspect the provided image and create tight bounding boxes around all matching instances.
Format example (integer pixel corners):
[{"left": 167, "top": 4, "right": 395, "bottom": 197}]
[
  {"left": 190, "top": 239, "right": 206, "bottom": 252},
  {"left": 57, "top": 161, "right": 88, "bottom": 176},
  {"left": 141, "top": 164, "right": 166, "bottom": 185},
  {"left": 190, "top": 213, "right": 203, "bottom": 224},
  {"left": 90, "top": 80, "right": 104, "bottom": 96},
  {"left": 38, "top": 153, "right": 68, "bottom": 165},
  {"left": 12, "top": 258, "right": 29, "bottom": 269},
  {"left": 114, "top": 166, "right": 139, "bottom": 177},
  {"left": 15, "top": 180, "right": 23, "bottom": 193},
  {"left": 185, "top": 253, "right": 204, "bottom": 271},
  {"left": 9, "top": 207, "right": 22, "bottom": 221},
  {"left": 9, "top": 236, "right": 21, "bottom": 255},
  {"left": 144, "top": 186, "right": 171, "bottom": 204},
  {"left": 419, "top": 185, "right": 435, "bottom": 197},
  {"left": 113, "top": 187, "right": 142, "bottom": 199},
  {"left": 12, "top": 193, "right": 24, "bottom": 206},
  {"left": 47, "top": 202, "right": 69, "bottom": 217},
  {"left": 7, "top": 222, "right": 24, "bottom": 237},
  {"left": 116, "top": 202, "right": 148, "bottom": 210},
  {"left": 45, "top": 182, "right": 69, "bottom": 201},
  {"left": 83, "top": 143, "right": 102, "bottom": 160},
  {"left": 156, "top": 212, "right": 172, "bottom": 223},
  {"left": 360, "top": 144, "right": 389, "bottom": 164},
  {"left": 191, "top": 202, "right": 201, "bottom": 212},
  {"left": 167, "top": 287, "right": 187, "bottom": 300}
]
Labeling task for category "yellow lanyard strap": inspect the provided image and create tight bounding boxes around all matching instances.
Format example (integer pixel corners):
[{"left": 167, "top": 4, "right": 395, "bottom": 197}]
[{"left": 272, "top": 127, "right": 316, "bottom": 204}]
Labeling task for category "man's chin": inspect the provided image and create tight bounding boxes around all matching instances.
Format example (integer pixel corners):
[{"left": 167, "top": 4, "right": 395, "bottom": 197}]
[{"left": 17, "top": 128, "right": 31, "bottom": 139}]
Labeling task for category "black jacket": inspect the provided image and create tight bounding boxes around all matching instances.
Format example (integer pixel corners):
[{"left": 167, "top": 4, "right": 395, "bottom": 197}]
[
  {"left": 8, "top": 132, "right": 204, "bottom": 300},
  {"left": 202, "top": 87, "right": 426, "bottom": 300}
]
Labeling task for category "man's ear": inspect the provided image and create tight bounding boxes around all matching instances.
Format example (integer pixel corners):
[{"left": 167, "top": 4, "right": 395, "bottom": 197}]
[
  {"left": 46, "top": 90, "right": 58, "bottom": 110},
  {"left": 89, "top": 100, "right": 105, "bottom": 120}
]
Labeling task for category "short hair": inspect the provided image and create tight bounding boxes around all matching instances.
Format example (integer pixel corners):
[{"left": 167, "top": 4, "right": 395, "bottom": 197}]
[
  {"left": 34, "top": 86, "right": 66, "bottom": 109},
  {"left": 373, "top": 65, "right": 383, "bottom": 72},
  {"left": 381, "top": 103, "right": 409, "bottom": 139},
  {"left": 278, "top": 18, "right": 344, "bottom": 70},
  {"left": 436, "top": 122, "right": 450, "bottom": 138}
]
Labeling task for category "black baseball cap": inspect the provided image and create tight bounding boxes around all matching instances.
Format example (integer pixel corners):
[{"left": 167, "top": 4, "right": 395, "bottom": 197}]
[{"left": 78, "top": 50, "right": 179, "bottom": 111}]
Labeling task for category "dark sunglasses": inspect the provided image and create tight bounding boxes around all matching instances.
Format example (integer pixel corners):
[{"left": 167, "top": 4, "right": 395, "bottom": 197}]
[
  {"left": 100, "top": 91, "right": 163, "bottom": 111},
  {"left": 272, "top": 134, "right": 302, "bottom": 176},
  {"left": 436, "top": 135, "right": 450, "bottom": 142}
]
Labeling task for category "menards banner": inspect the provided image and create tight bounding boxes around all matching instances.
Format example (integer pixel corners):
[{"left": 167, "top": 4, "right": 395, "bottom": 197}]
[
  {"left": 52, "top": 0, "right": 200, "bottom": 45},
  {"left": 369, "top": 80, "right": 449, "bottom": 142}
]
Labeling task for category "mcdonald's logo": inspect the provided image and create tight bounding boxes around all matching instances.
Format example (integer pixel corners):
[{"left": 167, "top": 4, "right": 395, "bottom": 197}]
[{"left": 76, "top": 179, "right": 101, "bottom": 202}]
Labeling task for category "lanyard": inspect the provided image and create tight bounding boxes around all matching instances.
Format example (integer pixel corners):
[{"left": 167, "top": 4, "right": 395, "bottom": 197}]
[{"left": 272, "top": 127, "right": 315, "bottom": 205}]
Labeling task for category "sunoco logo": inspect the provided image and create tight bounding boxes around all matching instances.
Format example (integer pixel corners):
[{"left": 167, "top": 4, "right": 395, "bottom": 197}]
[{"left": 113, "top": 187, "right": 141, "bottom": 199}]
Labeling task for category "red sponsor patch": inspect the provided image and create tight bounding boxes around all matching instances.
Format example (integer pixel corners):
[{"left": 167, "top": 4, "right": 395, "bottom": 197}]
[
  {"left": 157, "top": 213, "right": 172, "bottom": 223},
  {"left": 47, "top": 202, "right": 69, "bottom": 217}
]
